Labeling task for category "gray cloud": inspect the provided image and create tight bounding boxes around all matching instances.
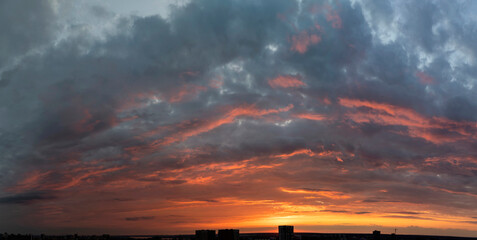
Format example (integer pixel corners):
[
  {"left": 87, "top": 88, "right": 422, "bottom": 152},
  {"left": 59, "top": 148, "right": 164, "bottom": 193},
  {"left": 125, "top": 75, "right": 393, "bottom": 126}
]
[
  {"left": 0, "top": 191, "right": 56, "bottom": 205},
  {"left": 124, "top": 216, "right": 155, "bottom": 221},
  {"left": 1, "top": 0, "right": 477, "bottom": 236},
  {"left": 0, "top": 0, "right": 57, "bottom": 68}
]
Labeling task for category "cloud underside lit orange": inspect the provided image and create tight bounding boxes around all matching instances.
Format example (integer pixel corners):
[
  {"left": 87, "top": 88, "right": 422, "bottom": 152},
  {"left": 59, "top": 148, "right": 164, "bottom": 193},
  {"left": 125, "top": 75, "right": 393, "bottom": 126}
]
[
  {"left": 338, "top": 98, "right": 476, "bottom": 144},
  {"left": 8, "top": 95, "right": 477, "bottom": 236},
  {"left": 16, "top": 156, "right": 477, "bottom": 236},
  {"left": 5, "top": 0, "right": 477, "bottom": 238},
  {"left": 268, "top": 75, "right": 306, "bottom": 88}
]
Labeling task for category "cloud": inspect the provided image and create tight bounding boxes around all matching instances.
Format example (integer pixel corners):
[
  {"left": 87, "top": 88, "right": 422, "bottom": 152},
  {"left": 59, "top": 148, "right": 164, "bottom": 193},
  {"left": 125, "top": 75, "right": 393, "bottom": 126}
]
[
  {"left": 290, "top": 30, "right": 322, "bottom": 54},
  {"left": 0, "top": 0, "right": 56, "bottom": 68},
  {"left": 125, "top": 216, "right": 155, "bottom": 221},
  {"left": 268, "top": 75, "right": 306, "bottom": 88},
  {"left": 0, "top": 191, "right": 56, "bottom": 205},
  {"left": 389, "top": 211, "right": 422, "bottom": 215},
  {"left": 1, "top": 0, "right": 477, "bottom": 236},
  {"left": 415, "top": 71, "right": 434, "bottom": 85}
]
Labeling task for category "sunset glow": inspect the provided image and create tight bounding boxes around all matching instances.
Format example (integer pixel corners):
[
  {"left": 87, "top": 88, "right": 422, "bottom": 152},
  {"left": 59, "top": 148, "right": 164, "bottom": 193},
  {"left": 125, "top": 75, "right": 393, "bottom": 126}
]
[{"left": 1, "top": 0, "right": 477, "bottom": 238}]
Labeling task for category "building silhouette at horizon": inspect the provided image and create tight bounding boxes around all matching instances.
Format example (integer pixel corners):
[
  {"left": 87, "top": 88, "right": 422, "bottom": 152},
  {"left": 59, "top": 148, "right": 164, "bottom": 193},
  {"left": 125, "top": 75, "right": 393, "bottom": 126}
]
[
  {"left": 278, "top": 225, "right": 294, "bottom": 240},
  {"left": 373, "top": 230, "right": 381, "bottom": 240},
  {"left": 195, "top": 230, "right": 216, "bottom": 240},
  {"left": 218, "top": 229, "right": 239, "bottom": 240}
]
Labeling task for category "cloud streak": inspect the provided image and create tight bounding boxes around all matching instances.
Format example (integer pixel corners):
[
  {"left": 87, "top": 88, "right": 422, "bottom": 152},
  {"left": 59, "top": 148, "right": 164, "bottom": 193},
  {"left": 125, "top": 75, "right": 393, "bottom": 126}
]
[{"left": 1, "top": 0, "right": 477, "bottom": 237}]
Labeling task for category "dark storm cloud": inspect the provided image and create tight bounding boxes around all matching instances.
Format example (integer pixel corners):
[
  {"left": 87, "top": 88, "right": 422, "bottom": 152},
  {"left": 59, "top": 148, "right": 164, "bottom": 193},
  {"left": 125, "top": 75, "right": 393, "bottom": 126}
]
[
  {"left": 389, "top": 211, "right": 422, "bottom": 215},
  {"left": 0, "top": 191, "right": 56, "bottom": 205},
  {"left": 444, "top": 96, "right": 477, "bottom": 122},
  {"left": 382, "top": 215, "right": 436, "bottom": 221},
  {"left": 320, "top": 210, "right": 349, "bottom": 213},
  {"left": 0, "top": 0, "right": 57, "bottom": 68},
  {"left": 1, "top": 0, "right": 477, "bottom": 235},
  {"left": 0, "top": 0, "right": 295, "bottom": 167},
  {"left": 124, "top": 216, "right": 155, "bottom": 221}
]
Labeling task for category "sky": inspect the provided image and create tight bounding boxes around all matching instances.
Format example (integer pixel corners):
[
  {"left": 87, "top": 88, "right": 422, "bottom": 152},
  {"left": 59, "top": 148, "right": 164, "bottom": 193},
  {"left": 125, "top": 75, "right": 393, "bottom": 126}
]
[{"left": 1, "top": 0, "right": 477, "bottom": 237}]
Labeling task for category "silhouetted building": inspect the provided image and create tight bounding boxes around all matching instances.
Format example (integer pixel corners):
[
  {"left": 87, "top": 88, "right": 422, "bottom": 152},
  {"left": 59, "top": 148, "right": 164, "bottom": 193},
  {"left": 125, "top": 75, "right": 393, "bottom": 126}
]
[
  {"left": 390, "top": 233, "right": 397, "bottom": 240},
  {"left": 373, "top": 230, "right": 381, "bottom": 240},
  {"left": 196, "top": 230, "right": 216, "bottom": 240},
  {"left": 278, "top": 226, "right": 294, "bottom": 240},
  {"left": 218, "top": 229, "right": 239, "bottom": 240}
]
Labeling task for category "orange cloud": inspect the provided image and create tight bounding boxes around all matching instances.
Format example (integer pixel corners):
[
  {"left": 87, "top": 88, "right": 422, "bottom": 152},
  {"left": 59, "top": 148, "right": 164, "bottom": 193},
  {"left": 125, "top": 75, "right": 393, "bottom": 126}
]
[
  {"left": 294, "top": 113, "right": 327, "bottom": 121},
  {"left": 290, "top": 30, "right": 321, "bottom": 54},
  {"left": 118, "top": 84, "right": 208, "bottom": 113},
  {"left": 280, "top": 187, "right": 351, "bottom": 200},
  {"left": 339, "top": 98, "right": 476, "bottom": 144},
  {"left": 274, "top": 149, "right": 316, "bottom": 159},
  {"left": 322, "top": 97, "right": 332, "bottom": 105},
  {"left": 10, "top": 164, "right": 126, "bottom": 193},
  {"left": 339, "top": 98, "right": 429, "bottom": 128},
  {"left": 140, "top": 157, "right": 285, "bottom": 189},
  {"left": 53, "top": 166, "right": 126, "bottom": 190},
  {"left": 273, "top": 149, "right": 342, "bottom": 159},
  {"left": 268, "top": 75, "right": 306, "bottom": 88},
  {"left": 166, "top": 84, "right": 207, "bottom": 103},
  {"left": 9, "top": 170, "right": 53, "bottom": 193},
  {"left": 124, "top": 104, "right": 294, "bottom": 160},
  {"left": 160, "top": 104, "right": 294, "bottom": 146},
  {"left": 326, "top": 7, "right": 342, "bottom": 29}
]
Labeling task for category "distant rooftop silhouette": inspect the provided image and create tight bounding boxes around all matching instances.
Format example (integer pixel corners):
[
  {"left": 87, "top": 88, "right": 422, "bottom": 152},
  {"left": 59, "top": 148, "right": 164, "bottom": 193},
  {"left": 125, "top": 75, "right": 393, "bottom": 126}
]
[
  {"left": 278, "top": 226, "right": 294, "bottom": 240},
  {"left": 218, "top": 229, "right": 239, "bottom": 240},
  {"left": 195, "top": 230, "right": 215, "bottom": 240}
]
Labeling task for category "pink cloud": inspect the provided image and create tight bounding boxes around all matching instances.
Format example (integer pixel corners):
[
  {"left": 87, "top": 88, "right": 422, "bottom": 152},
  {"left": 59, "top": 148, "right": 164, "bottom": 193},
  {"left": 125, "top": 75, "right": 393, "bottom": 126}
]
[
  {"left": 294, "top": 113, "right": 327, "bottom": 121},
  {"left": 290, "top": 30, "right": 322, "bottom": 54},
  {"left": 326, "top": 8, "right": 342, "bottom": 29},
  {"left": 339, "top": 98, "right": 476, "bottom": 144},
  {"left": 124, "top": 104, "right": 294, "bottom": 160},
  {"left": 166, "top": 84, "right": 207, "bottom": 103},
  {"left": 268, "top": 75, "right": 306, "bottom": 88}
]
